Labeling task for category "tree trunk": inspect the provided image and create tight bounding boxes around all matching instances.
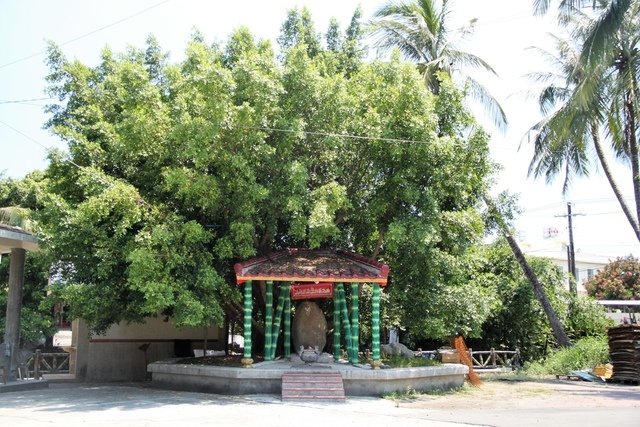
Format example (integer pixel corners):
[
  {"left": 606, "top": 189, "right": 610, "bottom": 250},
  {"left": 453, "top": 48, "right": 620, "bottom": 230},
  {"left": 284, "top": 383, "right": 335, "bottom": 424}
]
[
  {"left": 484, "top": 196, "right": 571, "bottom": 347},
  {"left": 625, "top": 94, "right": 640, "bottom": 234},
  {"left": 591, "top": 122, "right": 640, "bottom": 241},
  {"left": 504, "top": 234, "right": 571, "bottom": 347},
  {"left": 371, "top": 229, "right": 385, "bottom": 259}
]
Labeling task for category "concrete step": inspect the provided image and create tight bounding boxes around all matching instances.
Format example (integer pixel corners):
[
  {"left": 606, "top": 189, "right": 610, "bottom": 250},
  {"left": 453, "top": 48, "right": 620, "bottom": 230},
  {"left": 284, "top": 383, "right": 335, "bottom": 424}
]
[{"left": 281, "top": 371, "right": 345, "bottom": 402}]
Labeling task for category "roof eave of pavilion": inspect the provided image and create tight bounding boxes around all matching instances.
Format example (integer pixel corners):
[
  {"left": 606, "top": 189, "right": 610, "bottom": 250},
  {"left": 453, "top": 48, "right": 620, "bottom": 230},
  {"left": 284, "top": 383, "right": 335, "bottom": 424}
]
[
  {"left": 234, "top": 248, "right": 390, "bottom": 286},
  {"left": 0, "top": 224, "right": 39, "bottom": 254}
]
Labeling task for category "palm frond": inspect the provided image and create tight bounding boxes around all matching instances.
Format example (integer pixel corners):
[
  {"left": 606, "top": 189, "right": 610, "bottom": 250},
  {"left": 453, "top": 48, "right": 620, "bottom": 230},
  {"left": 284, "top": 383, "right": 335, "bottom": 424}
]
[
  {"left": 369, "top": 20, "right": 429, "bottom": 63},
  {"left": 538, "top": 85, "right": 572, "bottom": 115},
  {"left": 533, "top": 0, "right": 552, "bottom": 16},
  {"left": 524, "top": 70, "right": 567, "bottom": 86},
  {"left": 450, "top": 50, "right": 498, "bottom": 75},
  {"left": 464, "top": 77, "right": 508, "bottom": 132},
  {"left": 579, "top": 0, "right": 631, "bottom": 69}
]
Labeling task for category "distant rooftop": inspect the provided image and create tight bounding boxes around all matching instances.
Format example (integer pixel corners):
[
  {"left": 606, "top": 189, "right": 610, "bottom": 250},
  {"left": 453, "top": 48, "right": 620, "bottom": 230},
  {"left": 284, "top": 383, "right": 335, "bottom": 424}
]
[
  {"left": 598, "top": 300, "right": 640, "bottom": 306},
  {"left": 520, "top": 240, "right": 614, "bottom": 265}
]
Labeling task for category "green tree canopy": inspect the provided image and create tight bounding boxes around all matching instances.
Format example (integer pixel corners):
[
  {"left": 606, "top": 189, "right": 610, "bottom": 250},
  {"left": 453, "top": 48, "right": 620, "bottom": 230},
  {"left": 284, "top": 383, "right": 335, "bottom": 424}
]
[
  {"left": 0, "top": 173, "right": 55, "bottom": 345},
  {"left": 39, "top": 20, "right": 496, "bottom": 339},
  {"left": 469, "top": 239, "right": 610, "bottom": 360}
]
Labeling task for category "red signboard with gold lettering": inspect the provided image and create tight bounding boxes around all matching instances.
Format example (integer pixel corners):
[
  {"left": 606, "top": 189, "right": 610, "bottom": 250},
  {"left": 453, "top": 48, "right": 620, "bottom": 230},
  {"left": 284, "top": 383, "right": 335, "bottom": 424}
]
[{"left": 290, "top": 283, "right": 334, "bottom": 300}]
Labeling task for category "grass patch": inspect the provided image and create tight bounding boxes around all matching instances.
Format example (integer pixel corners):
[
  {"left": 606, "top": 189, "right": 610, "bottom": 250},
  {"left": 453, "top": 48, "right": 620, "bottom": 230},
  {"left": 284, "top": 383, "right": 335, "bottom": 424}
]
[
  {"left": 383, "top": 387, "right": 420, "bottom": 400},
  {"left": 524, "top": 336, "right": 609, "bottom": 376},
  {"left": 481, "top": 370, "right": 538, "bottom": 382},
  {"left": 382, "top": 356, "right": 442, "bottom": 368},
  {"left": 383, "top": 383, "right": 469, "bottom": 401}
]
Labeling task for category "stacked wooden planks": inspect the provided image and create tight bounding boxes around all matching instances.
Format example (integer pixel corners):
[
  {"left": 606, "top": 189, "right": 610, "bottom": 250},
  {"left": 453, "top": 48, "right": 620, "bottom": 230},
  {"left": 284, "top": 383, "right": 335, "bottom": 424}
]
[{"left": 607, "top": 325, "right": 640, "bottom": 384}]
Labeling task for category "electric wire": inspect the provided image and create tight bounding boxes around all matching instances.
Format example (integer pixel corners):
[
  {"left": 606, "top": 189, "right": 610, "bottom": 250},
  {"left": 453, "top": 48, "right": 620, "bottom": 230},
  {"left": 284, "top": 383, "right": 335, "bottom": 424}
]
[
  {"left": 0, "top": 118, "right": 151, "bottom": 208},
  {"left": 0, "top": 97, "right": 52, "bottom": 105},
  {"left": 0, "top": 0, "right": 171, "bottom": 70}
]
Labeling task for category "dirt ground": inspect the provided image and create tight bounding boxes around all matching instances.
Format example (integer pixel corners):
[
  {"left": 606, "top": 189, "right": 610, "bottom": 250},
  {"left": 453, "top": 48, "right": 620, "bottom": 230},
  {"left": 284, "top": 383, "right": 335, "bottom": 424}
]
[{"left": 400, "top": 376, "right": 639, "bottom": 411}]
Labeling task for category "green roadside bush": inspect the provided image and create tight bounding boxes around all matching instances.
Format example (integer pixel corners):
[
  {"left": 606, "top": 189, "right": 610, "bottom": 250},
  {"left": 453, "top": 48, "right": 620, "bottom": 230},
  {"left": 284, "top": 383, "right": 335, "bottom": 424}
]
[{"left": 524, "top": 336, "right": 609, "bottom": 376}]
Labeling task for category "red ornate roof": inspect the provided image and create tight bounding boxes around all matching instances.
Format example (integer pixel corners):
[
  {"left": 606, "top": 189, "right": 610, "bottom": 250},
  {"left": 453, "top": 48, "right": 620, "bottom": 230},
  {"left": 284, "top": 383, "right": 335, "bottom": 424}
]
[{"left": 234, "top": 249, "right": 389, "bottom": 286}]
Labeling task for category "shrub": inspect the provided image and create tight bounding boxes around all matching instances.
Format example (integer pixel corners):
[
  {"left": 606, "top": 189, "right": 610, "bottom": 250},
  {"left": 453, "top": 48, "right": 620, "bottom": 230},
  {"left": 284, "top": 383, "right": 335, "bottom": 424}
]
[
  {"left": 585, "top": 255, "right": 640, "bottom": 300},
  {"left": 524, "top": 336, "right": 609, "bottom": 375}
]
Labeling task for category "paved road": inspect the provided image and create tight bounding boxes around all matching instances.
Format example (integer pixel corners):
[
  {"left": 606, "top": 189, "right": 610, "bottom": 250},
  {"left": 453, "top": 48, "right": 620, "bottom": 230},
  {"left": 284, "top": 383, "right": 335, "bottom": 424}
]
[{"left": 0, "top": 382, "right": 637, "bottom": 427}]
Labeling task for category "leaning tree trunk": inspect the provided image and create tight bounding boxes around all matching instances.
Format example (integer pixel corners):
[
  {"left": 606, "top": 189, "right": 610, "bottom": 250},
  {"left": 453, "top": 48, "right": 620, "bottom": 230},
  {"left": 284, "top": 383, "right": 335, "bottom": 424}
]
[
  {"left": 591, "top": 122, "right": 640, "bottom": 241},
  {"left": 625, "top": 94, "right": 640, "bottom": 234},
  {"left": 484, "top": 196, "right": 571, "bottom": 347},
  {"left": 504, "top": 234, "right": 571, "bottom": 347}
]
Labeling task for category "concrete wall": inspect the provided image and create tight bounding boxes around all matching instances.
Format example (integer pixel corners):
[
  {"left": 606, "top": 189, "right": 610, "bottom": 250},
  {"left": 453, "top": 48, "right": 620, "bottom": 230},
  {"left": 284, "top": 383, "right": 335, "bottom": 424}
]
[
  {"left": 147, "top": 361, "right": 468, "bottom": 396},
  {"left": 73, "top": 317, "right": 222, "bottom": 382}
]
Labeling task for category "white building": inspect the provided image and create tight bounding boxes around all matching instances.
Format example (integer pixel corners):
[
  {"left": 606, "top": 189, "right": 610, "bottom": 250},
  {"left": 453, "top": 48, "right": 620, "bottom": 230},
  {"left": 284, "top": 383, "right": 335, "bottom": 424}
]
[{"left": 521, "top": 240, "right": 612, "bottom": 295}]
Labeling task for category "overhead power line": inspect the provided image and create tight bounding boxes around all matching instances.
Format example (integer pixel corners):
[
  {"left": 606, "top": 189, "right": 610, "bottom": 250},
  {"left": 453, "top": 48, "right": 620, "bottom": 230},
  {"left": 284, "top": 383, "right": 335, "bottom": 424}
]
[
  {"left": 0, "top": 119, "right": 151, "bottom": 208},
  {"left": 236, "top": 125, "right": 440, "bottom": 145},
  {"left": 0, "top": 0, "right": 171, "bottom": 70},
  {"left": 0, "top": 97, "right": 52, "bottom": 105}
]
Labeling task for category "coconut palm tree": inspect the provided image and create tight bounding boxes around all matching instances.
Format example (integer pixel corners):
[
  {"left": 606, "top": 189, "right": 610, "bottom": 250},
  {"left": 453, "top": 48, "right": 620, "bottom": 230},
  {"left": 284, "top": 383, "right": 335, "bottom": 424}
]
[
  {"left": 527, "top": 2, "right": 640, "bottom": 242},
  {"left": 369, "top": 0, "right": 508, "bottom": 132},
  {"left": 533, "top": 0, "right": 632, "bottom": 66},
  {"left": 605, "top": 0, "right": 640, "bottom": 235}
]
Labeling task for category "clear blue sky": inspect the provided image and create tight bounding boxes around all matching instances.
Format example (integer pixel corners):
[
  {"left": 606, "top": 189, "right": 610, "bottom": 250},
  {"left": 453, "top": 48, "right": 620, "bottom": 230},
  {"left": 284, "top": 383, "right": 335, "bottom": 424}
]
[{"left": 1, "top": 0, "right": 638, "bottom": 258}]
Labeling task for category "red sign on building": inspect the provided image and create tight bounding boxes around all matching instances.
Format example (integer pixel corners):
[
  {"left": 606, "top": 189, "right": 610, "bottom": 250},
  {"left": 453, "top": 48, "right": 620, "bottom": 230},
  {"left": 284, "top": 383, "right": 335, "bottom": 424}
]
[{"left": 290, "top": 283, "right": 334, "bottom": 300}]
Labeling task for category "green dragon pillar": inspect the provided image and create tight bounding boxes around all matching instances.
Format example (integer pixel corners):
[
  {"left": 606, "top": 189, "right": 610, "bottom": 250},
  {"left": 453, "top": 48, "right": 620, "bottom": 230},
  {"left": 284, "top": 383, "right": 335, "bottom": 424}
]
[
  {"left": 264, "top": 281, "right": 274, "bottom": 361},
  {"left": 333, "top": 289, "right": 341, "bottom": 361},
  {"left": 371, "top": 283, "right": 382, "bottom": 369},
  {"left": 241, "top": 280, "right": 253, "bottom": 368},
  {"left": 283, "top": 282, "right": 291, "bottom": 358},
  {"left": 350, "top": 283, "right": 360, "bottom": 359}
]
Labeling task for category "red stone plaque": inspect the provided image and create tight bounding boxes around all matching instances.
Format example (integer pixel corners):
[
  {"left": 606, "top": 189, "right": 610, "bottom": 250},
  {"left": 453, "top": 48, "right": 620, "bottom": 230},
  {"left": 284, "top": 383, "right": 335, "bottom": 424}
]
[{"left": 290, "top": 283, "right": 333, "bottom": 300}]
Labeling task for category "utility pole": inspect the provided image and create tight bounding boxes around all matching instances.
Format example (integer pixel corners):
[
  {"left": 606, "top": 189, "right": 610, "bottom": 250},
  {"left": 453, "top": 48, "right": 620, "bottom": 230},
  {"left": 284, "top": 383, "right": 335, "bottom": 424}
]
[{"left": 555, "top": 202, "right": 584, "bottom": 295}]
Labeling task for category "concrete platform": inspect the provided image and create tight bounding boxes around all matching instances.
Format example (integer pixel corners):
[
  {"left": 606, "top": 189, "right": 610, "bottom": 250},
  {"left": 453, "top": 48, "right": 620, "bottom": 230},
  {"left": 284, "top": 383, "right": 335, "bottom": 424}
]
[
  {"left": 0, "top": 379, "right": 49, "bottom": 393},
  {"left": 148, "top": 359, "right": 468, "bottom": 397}
]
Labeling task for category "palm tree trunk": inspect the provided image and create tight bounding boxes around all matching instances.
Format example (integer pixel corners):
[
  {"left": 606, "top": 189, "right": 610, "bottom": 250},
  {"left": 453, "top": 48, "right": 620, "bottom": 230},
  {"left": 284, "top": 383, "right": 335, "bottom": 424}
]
[
  {"left": 625, "top": 93, "right": 640, "bottom": 235},
  {"left": 591, "top": 123, "right": 640, "bottom": 241},
  {"left": 504, "top": 234, "right": 571, "bottom": 347},
  {"left": 484, "top": 196, "right": 571, "bottom": 347}
]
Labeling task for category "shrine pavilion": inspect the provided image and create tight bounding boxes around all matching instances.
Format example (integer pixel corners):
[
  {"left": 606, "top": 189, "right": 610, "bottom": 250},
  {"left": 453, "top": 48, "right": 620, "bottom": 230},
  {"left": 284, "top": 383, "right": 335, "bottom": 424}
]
[{"left": 234, "top": 248, "right": 389, "bottom": 368}]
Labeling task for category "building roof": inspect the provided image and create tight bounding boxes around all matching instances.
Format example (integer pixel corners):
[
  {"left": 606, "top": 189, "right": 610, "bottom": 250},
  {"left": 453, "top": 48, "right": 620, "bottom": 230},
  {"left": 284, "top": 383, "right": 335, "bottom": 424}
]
[
  {"left": 0, "top": 223, "right": 39, "bottom": 254},
  {"left": 234, "top": 249, "right": 390, "bottom": 286},
  {"left": 597, "top": 300, "right": 640, "bottom": 307},
  {"left": 521, "top": 240, "right": 613, "bottom": 266}
]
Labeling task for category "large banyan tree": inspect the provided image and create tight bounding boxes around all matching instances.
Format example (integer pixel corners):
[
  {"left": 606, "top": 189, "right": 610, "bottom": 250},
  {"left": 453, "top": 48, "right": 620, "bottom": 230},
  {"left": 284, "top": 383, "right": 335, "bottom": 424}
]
[{"left": 39, "top": 13, "right": 496, "bottom": 345}]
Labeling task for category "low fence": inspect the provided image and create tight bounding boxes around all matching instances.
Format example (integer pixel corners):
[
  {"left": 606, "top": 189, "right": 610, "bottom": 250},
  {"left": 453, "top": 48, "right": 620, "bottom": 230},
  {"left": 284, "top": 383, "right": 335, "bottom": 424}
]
[
  {"left": 419, "top": 348, "right": 521, "bottom": 369},
  {"left": 26, "top": 350, "right": 70, "bottom": 379}
]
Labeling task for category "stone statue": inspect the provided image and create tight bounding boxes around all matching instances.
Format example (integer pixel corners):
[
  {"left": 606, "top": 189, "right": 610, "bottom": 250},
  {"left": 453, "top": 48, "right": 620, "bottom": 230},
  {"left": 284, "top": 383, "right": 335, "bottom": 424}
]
[{"left": 292, "top": 301, "right": 327, "bottom": 357}]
